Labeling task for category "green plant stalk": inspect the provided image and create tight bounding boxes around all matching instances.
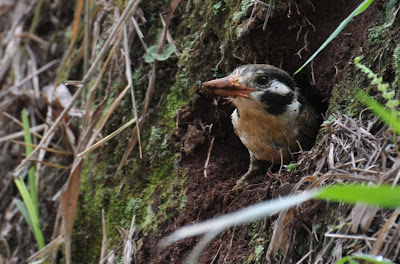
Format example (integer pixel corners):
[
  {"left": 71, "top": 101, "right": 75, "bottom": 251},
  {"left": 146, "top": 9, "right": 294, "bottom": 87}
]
[
  {"left": 294, "top": 0, "right": 374, "bottom": 74},
  {"left": 22, "top": 109, "right": 39, "bottom": 215}
]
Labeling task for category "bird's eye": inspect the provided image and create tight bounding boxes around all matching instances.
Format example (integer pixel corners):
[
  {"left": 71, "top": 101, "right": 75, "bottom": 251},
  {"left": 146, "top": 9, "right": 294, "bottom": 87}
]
[{"left": 255, "top": 76, "right": 269, "bottom": 86}]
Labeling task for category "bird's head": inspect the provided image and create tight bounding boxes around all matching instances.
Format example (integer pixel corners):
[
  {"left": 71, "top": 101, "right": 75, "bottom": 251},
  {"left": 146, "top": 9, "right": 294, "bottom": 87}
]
[{"left": 202, "top": 64, "right": 299, "bottom": 115}]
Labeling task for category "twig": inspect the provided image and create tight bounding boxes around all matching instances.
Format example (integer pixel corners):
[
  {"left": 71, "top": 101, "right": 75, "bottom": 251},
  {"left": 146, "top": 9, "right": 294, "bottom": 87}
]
[
  {"left": 0, "top": 59, "right": 59, "bottom": 97},
  {"left": 324, "top": 233, "right": 376, "bottom": 241},
  {"left": 0, "top": 124, "right": 47, "bottom": 143},
  {"left": 204, "top": 137, "right": 215, "bottom": 178},
  {"left": 262, "top": 0, "right": 274, "bottom": 31}
]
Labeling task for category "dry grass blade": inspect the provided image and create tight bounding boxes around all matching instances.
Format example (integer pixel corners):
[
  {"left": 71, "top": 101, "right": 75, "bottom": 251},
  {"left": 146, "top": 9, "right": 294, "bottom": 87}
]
[
  {"left": 163, "top": 191, "right": 316, "bottom": 245},
  {"left": 114, "top": 64, "right": 155, "bottom": 176},
  {"left": 14, "top": 0, "right": 141, "bottom": 174},
  {"left": 123, "top": 215, "right": 136, "bottom": 264},
  {"left": 0, "top": 59, "right": 59, "bottom": 97},
  {"left": 27, "top": 235, "right": 64, "bottom": 262},
  {"left": 371, "top": 209, "right": 400, "bottom": 255},
  {"left": 60, "top": 161, "right": 82, "bottom": 264},
  {"left": 29, "top": 159, "right": 70, "bottom": 170},
  {"left": 11, "top": 141, "right": 71, "bottom": 156},
  {"left": 115, "top": 0, "right": 181, "bottom": 176},
  {"left": 100, "top": 209, "right": 108, "bottom": 262},
  {"left": 0, "top": 25, "right": 22, "bottom": 83},
  {"left": 2, "top": 112, "right": 65, "bottom": 152},
  {"left": 71, "top": 0, "right": 84, "bottom": 43},
  {"left": 266, "top": 209, "right": 288, "bottom": 262},
  {"left": 123, "top": 23, "right": 142, "bottom": 158},
  {"left": 55, "top": 3, "right": 142, "bottom": 263},
  {"left": 78, "top": 116, "right": 137, "bottom": 157},
  {"left": 0, "top": 124, "right": 47, "bottom": 143},
  {"left": 81, "top": 35, "right": 117, "bottom": 134}
]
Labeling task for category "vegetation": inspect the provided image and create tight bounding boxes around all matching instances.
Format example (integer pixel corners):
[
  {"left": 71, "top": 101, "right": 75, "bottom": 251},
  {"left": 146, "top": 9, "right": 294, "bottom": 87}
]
[{"left": 0, "top": 0, "right": 399, "bottom": 263}]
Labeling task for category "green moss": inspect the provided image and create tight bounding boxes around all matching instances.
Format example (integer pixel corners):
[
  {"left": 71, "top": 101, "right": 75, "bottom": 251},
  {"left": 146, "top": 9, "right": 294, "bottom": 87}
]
[
  {"left": 72, "top": 0, "right": 261, "bottom": 262},
  {"left": 328, "top": 79, "right": 365, "bottom": 117},
  {"left": 393, "top": 44, "right": 400, "bottom": 92},
  {"left": 328, "top": 10, "right": 396, "bottom": 117},
  {"left": 245, "top": 220, "right": 268, "bottom": 264},
  {"left": 367, "top": 24, "right": 386, "bottom": 47},
  {"left": 74, "top": 142, "right": 188, "bottom": 261}
]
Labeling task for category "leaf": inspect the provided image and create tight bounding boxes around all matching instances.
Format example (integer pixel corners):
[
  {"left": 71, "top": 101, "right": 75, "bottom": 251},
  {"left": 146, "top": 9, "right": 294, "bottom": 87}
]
[
  {"left": 337, "top": 253, "right": 394, "bottom": 264},
  {"left": 14, "top": 198, "right": 34, "bottom": 230},
  {"left": 213, "top": 2, "right": 221, "bottom": 9},
  {"left": 386, "top": 0, "right": 398, "bottom": 19},
  {"left": 21, "top": 109, "right": 39, "bottom": 218},
  {"left": 61, "top": 161, "right": 82, "bottom": 264},
  {"left": 14, "top": 177, "right": 45, "bottom": 249},
  {"left": 22, "top": 109, "right": 33, "bottom": 155},
  {"left": 315, "top": 184, "right": 400, "bottom": 209},
  {"left": 145, "top": 45, "right": 157, "bottom": 63},
  {"left": 357, "top": 90, "right": 400, "bottom": 132},
  {"left": 151, "top": 44, "right": 176, "bottom": 61},
  {"left": 145, "top": 44, "right": 176, "bottom": 63},
  {"left": 294, "top": 0, "right": 374, "bottom": 74}
]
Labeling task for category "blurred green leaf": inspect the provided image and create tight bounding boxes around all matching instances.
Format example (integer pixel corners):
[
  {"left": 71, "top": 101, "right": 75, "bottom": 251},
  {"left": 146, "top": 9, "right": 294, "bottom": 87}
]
[
  {"left": 336, "top": 253, "right": 394, "bottom": 264},
  {"left": 357, "top": 90, "right": 400, "bottom": 132},
  {"left": 316, "top": 184, "right": 400, "bottom": 209},
  {"left": 386, "top": 0, "right": 398, "bottom": 19},
  {"left": 213, "top": 2, "right": 221, "bottom": 9},
  {"left": 286, "top": 162, "right": 296, "bottom": 171}
]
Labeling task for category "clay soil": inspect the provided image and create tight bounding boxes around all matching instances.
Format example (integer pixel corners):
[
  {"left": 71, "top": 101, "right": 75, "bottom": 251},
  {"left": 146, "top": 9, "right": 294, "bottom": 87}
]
[{"left": 137, "top": 0, "right": 382, "bottom": 263}]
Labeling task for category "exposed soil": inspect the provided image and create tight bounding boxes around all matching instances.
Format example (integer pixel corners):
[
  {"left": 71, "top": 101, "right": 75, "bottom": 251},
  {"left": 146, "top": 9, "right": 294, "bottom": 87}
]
[{"left": 137, "top": 0, "right": 383, "bottom": 263}]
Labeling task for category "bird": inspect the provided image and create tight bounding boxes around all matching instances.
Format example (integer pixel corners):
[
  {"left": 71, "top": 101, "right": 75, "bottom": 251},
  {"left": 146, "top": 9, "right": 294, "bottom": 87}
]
[{"left": 202, "top": 64, "right": 321, "bottom": 190}]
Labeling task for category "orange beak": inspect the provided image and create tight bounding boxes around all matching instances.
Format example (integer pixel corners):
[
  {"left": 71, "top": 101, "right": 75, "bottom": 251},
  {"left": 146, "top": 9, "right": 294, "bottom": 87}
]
[{"left": 202, "top": 74, "right": 256, "bottom": 99}]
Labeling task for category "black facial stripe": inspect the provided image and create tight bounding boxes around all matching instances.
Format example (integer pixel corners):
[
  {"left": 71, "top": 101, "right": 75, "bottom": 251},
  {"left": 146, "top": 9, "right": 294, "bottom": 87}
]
[{"left": 260, "top": 91, "right": 294, "bottom": 115}]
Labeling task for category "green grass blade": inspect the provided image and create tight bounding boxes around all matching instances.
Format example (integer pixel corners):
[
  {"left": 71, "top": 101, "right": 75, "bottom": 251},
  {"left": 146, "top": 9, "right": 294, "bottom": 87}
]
[
  {"left": 386, "top": 0, "right": 398, "bottom": 19},
  {"left": 14, "top": 177, "right": 45, "bottom": 249},
  {"left": 337, "top": 253, "right": 394, "bottom": 264},
  {"left": 294, "top": 0, "right": 374, "bottom": 74},
  {"left": 14, "top": 198, "right": 34, "bottom": 231},
  {"left": 315, "top": 184, "right": 400, "bottom": 209},
  {"left": 21, "top": 109, "right": 39, "bottom": 216},
  {"left": 357, "top": 90, "right": 400, "bottom": 132}
]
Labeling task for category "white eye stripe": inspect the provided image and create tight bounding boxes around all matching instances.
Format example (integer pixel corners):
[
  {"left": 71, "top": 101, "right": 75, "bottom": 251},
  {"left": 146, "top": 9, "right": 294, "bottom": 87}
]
[{"left": 266, "top": 80, "right": 292, "bottom": 96}]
